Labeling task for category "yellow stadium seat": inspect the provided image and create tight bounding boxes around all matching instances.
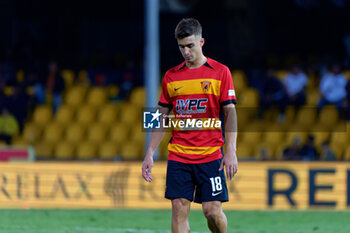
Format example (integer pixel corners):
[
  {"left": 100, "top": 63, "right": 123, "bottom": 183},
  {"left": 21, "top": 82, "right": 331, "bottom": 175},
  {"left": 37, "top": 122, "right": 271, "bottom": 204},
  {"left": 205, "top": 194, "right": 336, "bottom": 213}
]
[
  {"left": 305, "top": 89, "right": 320, "bottom": 107},
  {"left": 130, "top": 87, "right": 145, "bottom": 107},
  {"left": 87, "top": 87, "right": 108, "bottom": 107},
  {"left": 76, "top": 105, "right": 96, "bottom": 124},
  {"left": 120, "top": 141, "right": 142, "bottom": 160},
  {"left": 328, "top": 143, "right": 344, "bottom": 160},
  {"left": 310, "top": 131, "right": 330, "bottom": 151},
  {"left": 98, "top": 103, "right": 119, "bottom": 124},
  {"left": 344, "top": 146, "right": 350, "bottom": 160},
  {"left": 55, "top": 141, "right": 75, "bottom": 159},
  {"left": 293, "top": 107, "right": 317, "bottom": 130},
  {"left": 61, "top": 69, "right": 75, "bottom": 89},
  {"left": 318, "top": 106, "right": 339, "bottom": 129},
  {"left": 239, "top": 131, "right": 262, "bottom": 144},
  {"left": 237, "top": 88, "right": 259, "bottom": 107},
  {"left": 35, "top": 141, "right": 54, "bottom": 159},
  {"left": 87, "top": 123, "right": 107, "bottom": 143},
  {"left": 119, "top": 103, "right": 141, "bottom": 125},
  {"left": 107, "top": 85, "right": 120, "bottom": 99},
  {"left": 275, "top": 70, "right": 288, "bottom": 80},
  {"left": 76, "top": 141, "right": 97, "bottom": 159},
  {"left": 33, "top": 105, "right": 53, "bottom": 126},
  {"left": 54, "top": 105, "right": 75, "bottom": 125},
  {"left": 65, "top": 123, "right": 86, "bottom": 143},
  {"left": 130, "top": 124, "right": 145, "bottom": 145},
  {"left": 237, "top": 143, "right": 254, "bottom": 160},
  {"left": 21, "top": 123, "right": 42, "bottom": 145},
  {"left": 42, "top": 122, "right": 64, "bottom": 143},
  {"left": 109, "top": 123, "right": 130, "bottom": 146},
  {"left": 231, "top": 70, "right": 248, "bottom": 94},
  {"left": 65, "top": 86, "right": 87, "bottom": 107},
  {"left": 330, "top": 131, "right": 349, "bottom": 148},
  {"left": 262, "top": 132, "right": 285, "bottom": 146},
  {"left": 275, "top": 143, "right": 289, "bottom": 160},
  {"left": 77, "top": 70, "right": 90, "bottom": 86},
  {"left": 98, "top": 141, "right": 118, "bottom": 160}
]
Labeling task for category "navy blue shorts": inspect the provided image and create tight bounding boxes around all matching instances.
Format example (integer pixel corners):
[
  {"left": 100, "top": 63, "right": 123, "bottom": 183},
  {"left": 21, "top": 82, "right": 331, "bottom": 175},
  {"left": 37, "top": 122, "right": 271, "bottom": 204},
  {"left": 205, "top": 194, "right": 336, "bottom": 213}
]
[{"left": 165, "top": 159, "right": 229, "bottom": 203}]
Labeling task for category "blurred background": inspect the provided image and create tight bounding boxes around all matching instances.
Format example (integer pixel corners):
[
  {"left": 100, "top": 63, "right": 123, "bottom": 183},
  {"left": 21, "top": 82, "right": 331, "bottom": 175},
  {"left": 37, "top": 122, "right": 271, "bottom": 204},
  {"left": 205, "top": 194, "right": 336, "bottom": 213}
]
[{"left": 1, "top": 0, "right": 350, "bottom": 162}]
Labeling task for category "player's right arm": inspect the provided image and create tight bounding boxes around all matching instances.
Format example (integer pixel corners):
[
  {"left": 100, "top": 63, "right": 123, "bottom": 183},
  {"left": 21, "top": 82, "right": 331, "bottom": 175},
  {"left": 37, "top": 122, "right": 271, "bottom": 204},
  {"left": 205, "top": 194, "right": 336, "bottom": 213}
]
[{"left": 142, "top": 106, "right": 171, "bottom": 182}]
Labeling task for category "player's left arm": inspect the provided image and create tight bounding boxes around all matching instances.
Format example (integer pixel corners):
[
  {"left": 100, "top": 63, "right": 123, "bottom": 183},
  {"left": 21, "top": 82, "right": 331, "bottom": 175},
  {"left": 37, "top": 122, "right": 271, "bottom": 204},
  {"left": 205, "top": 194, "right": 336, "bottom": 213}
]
[{"left": 219, "top": 103, "right": 238, "bottom": 180}]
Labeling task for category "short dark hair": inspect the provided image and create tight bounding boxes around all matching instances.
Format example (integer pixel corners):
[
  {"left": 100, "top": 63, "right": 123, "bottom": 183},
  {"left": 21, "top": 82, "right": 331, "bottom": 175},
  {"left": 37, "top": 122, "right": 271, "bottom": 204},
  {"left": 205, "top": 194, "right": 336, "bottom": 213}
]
[{"left": 175, "top": 18, "right": 202, "bottom": 39}]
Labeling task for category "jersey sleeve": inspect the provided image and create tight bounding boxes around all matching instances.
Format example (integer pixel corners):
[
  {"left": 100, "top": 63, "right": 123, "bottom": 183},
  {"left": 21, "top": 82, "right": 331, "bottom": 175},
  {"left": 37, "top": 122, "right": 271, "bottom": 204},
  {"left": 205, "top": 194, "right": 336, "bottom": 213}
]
[
  {"left": 220, "top": 67, "right": 237, "bottom": 105},
  {"left": 158, "top": 73, "right": 172, "bottom": 108}
]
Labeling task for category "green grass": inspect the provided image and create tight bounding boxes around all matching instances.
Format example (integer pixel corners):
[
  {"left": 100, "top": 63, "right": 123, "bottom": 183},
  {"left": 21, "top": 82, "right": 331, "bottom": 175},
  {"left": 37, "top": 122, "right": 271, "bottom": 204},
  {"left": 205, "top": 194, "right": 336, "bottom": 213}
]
[{"left": 0, "top": 209, "right": 349, "bottom": 233}]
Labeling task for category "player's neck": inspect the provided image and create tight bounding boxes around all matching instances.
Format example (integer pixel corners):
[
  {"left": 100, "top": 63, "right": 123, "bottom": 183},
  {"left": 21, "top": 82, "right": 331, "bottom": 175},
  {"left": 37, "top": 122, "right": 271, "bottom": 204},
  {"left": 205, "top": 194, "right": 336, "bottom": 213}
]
[{"left": 186, "top": 55, "right": 207, "bottom": 69}]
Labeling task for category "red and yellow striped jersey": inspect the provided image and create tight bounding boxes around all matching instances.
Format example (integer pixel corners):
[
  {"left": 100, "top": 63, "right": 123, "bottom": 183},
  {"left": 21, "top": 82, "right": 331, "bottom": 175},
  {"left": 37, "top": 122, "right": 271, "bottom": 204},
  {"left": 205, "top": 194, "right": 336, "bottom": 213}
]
[{"left": 159, "top": 58, "right": 236, "bottom": 164}]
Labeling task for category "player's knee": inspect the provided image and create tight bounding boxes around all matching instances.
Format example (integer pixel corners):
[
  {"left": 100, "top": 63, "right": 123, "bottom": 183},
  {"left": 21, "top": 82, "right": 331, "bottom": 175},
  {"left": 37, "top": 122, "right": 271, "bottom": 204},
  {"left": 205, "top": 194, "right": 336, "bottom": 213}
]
[
  {"left": 172, "top": 199, "right": 190, "bottom": 215},
  {"left": 202, "top": 203, "right": 221, "bottom": 220}
]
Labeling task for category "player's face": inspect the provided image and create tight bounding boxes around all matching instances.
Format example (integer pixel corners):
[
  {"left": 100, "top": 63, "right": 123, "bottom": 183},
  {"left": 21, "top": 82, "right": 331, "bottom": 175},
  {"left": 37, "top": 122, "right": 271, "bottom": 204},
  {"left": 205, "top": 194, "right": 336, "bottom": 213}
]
[{"left": 177, "top": 35, "right": 204, "bottom": 64}]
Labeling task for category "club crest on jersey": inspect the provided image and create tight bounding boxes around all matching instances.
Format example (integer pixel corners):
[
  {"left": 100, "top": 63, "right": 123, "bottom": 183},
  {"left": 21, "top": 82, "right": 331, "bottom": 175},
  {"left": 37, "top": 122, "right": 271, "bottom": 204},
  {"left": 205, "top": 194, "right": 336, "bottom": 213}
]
[{"left": 201, "top": 81, "right": 211, "bottom": 92}]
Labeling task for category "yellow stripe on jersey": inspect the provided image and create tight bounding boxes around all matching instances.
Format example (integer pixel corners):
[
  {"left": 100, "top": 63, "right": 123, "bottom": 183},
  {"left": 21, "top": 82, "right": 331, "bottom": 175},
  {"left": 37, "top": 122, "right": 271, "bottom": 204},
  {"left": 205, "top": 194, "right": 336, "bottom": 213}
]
[
  {"left": 168, "top": 143, "right": 221, "bottom": 155},
  {"left": 167, "top": 79, "right": 221, "bottom": 98},
  {"left": 168, "top": 118, "right": 222, "bottom": 131}
]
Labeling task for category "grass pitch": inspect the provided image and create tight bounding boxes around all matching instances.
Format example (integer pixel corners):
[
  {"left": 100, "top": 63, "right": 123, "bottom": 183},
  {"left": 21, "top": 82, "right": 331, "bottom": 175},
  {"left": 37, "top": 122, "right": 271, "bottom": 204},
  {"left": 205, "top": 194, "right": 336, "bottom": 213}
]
[{"left": 0, "top": 209, "right": 349, "bottom": 233}]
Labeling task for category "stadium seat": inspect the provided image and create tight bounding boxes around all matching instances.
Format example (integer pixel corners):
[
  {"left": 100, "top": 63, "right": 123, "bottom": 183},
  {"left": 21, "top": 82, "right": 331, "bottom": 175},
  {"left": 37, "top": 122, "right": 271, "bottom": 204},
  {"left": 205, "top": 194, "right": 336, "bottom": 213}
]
[
  {"left": 237, "top": 88, "right": 259, "bottom": 107},
  {"left": 76, "top": 141, "right": 97, "bottom": 159},
  {"left": 318, "top": 106, "right": 339, "bottom": 129},
  {"left": 274, "top": 143, "right": 289, "bottom": 160},
  {"left": 275, "top": 70, "right": 288, "bottom": 80},
  {"left": 239, "top": 131, "right": 262, "bottom": 144},
  {"left": 119, "top": 103, "right": 141, "bottom": 126},
  {"left": 87, "top": 87, "right": 108, "bottom": 107},
  {"left": 237, "top": 143, "right": 254, "bottom": 160},
  {"left": 109, "top": 123, "right": 130, "bottom": 146},
  {"left": 76, "top": 105, "right": 97, "bottom": 124},
  {"left": 120, "top": 141, "right": 142, "bottom": 160},
  {"left": 98, "top": 103, "right": 119, "bottom": 124},
  {"left": 129, "top": 124, "right": 145, "bottom": 146},
  {"left": 77, "top": 70, "right": 90, "bottom": 86},
  {"left": 35, "top": 141, "right": 54, "bottom": 159},
  {"left": 65, "top": 86, "right": 87, "bottom": 107},
  {"left": 328, "top": 143, "right": 344, "bottom": 160},
  {"left": 310, "top": 131, "right": 330, "bottom": 151},
  {"left": 98, "top": 141, "right": 118, "bottom": 160},
  {"left": 21, "top": 123, "right": 42, "bottom": 145},
  {"left": 231, "top": 70, "right": 248, "bottom": 94},
  {"left": 262, "top": 131, "right": 285, "bottom": 146},
  {"left": 293, "top": 107, "right": 317, "bottom": 130},
  {"left": 42, "top": 122, "right": 64, "bottom": 143},
  {"left": 61, "top": 69, "right": 75, "bottom": 89},
  {"left": 87, "top": 123, "right": 108, "bottom": 143},
  {"left": 65, "top": 123, "right": 86, "bottom": 143},
  {"left": 55, "top": 141, "right": 75, "bottom": 160},
  {"left": 305, "top": 89, "right": 320, "bottom": 107},
  {"left": 130, "top": 87, "right": 145, "bottom": 107},
  {"left": 330, "top": 131, "right": 349, "bottom": 148},
  {"left": 33, "top": 105, "right": 53, "bottom": 127},
  {"left": 344, "top": 146, "right": 350, "bottom": 160},
  {"left": 54, "top": 104, "right": 75, "bottom": 125}
]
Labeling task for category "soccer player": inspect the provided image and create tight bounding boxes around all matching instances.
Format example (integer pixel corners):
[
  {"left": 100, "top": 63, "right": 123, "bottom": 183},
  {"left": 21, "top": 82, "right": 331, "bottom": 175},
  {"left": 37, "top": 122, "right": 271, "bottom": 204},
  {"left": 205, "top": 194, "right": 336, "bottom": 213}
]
[{"left": 142, "top": 18, "right": 238, "bottom": 233}]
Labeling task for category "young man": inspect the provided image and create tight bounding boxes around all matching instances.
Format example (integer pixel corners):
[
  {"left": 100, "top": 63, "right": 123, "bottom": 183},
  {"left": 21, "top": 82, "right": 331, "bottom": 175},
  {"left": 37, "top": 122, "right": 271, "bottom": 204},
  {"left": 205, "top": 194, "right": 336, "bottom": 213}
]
[{"left": 142, "top": 18, "right": 238, "bottom": 233}]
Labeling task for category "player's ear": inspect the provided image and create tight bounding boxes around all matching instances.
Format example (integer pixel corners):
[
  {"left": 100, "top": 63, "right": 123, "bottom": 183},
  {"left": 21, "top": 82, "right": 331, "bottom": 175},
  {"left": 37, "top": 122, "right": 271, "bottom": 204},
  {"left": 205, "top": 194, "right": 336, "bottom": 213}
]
[{"left": 200, "top": 38, "right": 205, "bottom": 47}]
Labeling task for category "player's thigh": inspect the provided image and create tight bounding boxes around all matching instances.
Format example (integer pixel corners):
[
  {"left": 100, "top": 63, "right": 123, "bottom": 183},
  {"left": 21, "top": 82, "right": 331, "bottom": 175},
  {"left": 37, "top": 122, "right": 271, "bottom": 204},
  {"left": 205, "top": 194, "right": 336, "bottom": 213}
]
[
  {"left": 165, "top": 160, "right": 195, "bottom": 201},
  {"left": 194, "top": 159, "right": 228, "bottom": 203}
]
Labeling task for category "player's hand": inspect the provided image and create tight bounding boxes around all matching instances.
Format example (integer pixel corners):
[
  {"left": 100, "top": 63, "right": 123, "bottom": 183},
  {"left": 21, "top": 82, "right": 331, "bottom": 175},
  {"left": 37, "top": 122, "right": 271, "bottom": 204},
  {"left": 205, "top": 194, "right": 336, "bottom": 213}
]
[
  {"left": 219, "top": 148, "right": 238, "bottom": 180},
  {"left": 142, "top": 155, "right": 154, "bottom": 182}
]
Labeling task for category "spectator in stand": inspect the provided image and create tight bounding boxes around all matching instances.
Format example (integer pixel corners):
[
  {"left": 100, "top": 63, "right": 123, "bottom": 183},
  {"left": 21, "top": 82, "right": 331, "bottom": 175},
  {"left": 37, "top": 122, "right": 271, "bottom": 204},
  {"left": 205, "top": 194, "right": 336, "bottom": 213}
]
[
  {"left": 46, "top": 61, "right": 65, "bottom": 113},
  {"left": 283, "top": 65, "right": 308, "bottom": 109},
  {"left": 321, "top": 141, "right": 337, "bottom": 161},
  {"left": 282, "top": 136, "right": 302, "bottom": 160},
  {"left": 318, "top": 63, "right": 347, "bottom": 114},
  {"left": 0, "top": 107, "right": 19, "bottom": 145},
  {"left": 259, "top": 69, "right": 287, "bottom": 122},
  {"left": 299, "top": 135, "right": 319, "bottom": 161}
]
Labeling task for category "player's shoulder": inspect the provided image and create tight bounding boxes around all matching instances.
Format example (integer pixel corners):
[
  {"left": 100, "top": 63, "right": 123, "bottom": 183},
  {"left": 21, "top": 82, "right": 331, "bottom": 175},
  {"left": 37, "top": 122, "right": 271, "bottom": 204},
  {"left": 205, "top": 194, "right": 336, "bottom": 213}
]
[
  {"left": 207, "top": 57, "right": 230, "bottom": 73},
  {"left": 165, "top": 61, "right": 186, "bottom": 75}
]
